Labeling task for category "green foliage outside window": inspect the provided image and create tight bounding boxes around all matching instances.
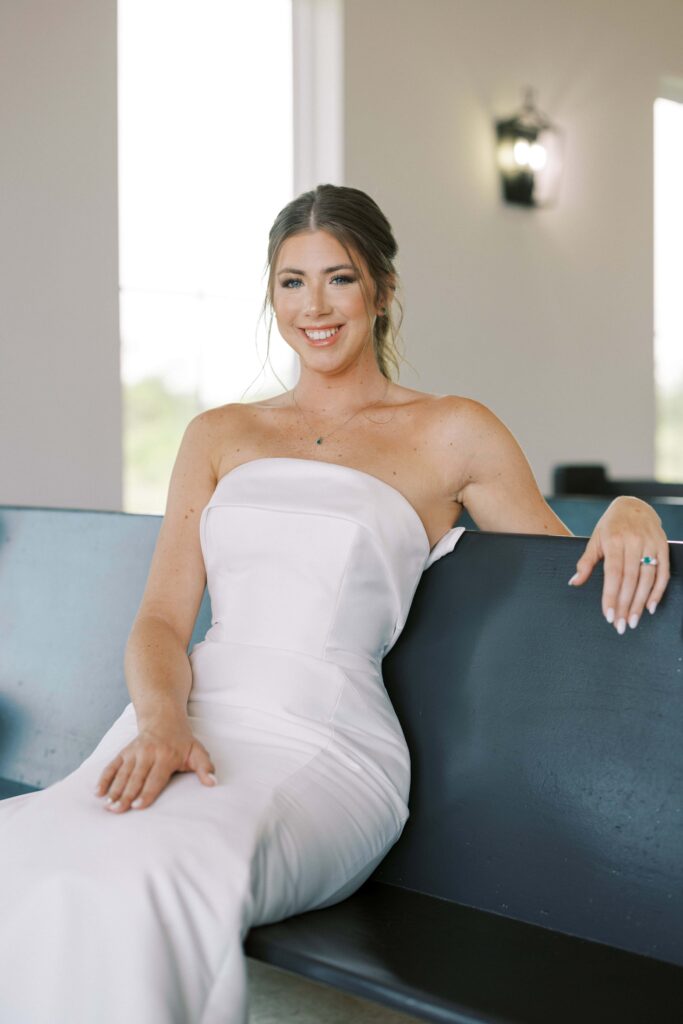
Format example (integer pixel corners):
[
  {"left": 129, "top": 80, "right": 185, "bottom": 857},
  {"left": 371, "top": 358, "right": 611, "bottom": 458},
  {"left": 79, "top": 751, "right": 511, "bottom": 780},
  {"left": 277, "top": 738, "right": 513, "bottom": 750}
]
[{"left": 123, "top": 377, "right": 202, "bottom": 515}]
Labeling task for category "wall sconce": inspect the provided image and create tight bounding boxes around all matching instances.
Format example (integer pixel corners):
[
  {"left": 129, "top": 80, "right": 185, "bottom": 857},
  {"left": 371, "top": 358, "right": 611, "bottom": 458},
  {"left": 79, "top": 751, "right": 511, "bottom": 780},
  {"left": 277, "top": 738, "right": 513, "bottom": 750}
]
[{"left": 495, "top": 88, "right": 563, "bottom": 208}]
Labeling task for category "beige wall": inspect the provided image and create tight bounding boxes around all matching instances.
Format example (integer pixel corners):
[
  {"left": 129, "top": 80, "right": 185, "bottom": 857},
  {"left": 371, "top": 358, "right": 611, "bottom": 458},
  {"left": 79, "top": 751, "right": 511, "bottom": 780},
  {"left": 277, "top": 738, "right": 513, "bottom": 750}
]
[
  {"left": 344, "top": 0, "right": 683, "bottom": 492},
  {"left": 0, "top": 0, "right": 120, "bottom": 510}
]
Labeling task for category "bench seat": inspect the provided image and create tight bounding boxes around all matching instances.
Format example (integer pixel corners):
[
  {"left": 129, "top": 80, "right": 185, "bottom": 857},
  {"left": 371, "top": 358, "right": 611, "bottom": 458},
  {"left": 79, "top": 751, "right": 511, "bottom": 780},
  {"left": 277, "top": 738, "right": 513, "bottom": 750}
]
[{"left": 245, "top": 880, "right": 683, "bottom": 1024}]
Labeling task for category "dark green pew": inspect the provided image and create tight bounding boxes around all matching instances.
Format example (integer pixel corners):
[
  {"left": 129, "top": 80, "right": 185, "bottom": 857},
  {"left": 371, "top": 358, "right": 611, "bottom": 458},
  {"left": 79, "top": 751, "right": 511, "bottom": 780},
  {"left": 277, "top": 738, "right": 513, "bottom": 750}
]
[
  {"left": 553, "top": 463, "right": 683, "bottom": 500},
  {"left": 2, "top": 505, "right": 682, "bottom": 1023}
]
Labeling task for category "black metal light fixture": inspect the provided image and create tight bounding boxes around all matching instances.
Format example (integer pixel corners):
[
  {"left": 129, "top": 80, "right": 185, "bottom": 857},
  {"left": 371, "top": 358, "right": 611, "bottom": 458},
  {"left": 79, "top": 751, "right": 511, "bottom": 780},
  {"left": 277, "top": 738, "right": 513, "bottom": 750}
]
[{"left": 495, "top": 88, "right": 564, "bottom": 208}]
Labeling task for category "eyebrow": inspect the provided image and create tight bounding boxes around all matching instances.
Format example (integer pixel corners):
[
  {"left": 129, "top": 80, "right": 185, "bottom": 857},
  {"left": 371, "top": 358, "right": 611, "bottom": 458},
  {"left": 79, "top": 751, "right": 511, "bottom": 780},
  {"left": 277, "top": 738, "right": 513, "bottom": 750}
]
[{"left": 277, "top": 264, "right": 356, "bottom": 276}]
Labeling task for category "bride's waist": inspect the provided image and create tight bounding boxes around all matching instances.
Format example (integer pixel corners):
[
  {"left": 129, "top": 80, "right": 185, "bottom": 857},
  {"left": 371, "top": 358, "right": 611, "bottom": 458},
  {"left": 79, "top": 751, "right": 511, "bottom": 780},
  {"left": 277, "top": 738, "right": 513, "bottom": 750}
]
[
  {"left": 188, "top": 636, "right": 383, "bottom": 717},
  {"left": 194, "top": 630, "right": 382, "bottom": 675}
]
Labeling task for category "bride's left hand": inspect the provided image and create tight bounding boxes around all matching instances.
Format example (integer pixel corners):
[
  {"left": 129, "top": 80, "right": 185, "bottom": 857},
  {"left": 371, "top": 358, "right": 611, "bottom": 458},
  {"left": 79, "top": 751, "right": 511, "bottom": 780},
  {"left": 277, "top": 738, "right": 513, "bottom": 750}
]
[{"left": 568, "top": 496, "right": 670, "bottom": 633}]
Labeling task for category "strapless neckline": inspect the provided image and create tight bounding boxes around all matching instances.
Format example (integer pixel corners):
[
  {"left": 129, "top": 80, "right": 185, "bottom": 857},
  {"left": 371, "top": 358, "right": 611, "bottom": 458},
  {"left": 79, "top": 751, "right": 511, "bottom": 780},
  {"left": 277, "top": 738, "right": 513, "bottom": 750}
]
[{"left": 211, "top": 456, "right": 438, "bottom": 553}]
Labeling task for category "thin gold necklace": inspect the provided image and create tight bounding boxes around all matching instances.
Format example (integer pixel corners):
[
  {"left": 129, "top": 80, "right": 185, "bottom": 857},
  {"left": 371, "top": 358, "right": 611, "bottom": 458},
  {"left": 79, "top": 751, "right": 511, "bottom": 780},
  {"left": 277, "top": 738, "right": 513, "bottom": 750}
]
[{"left": 289, "top": 380, "right": 390, "bottom": 446}]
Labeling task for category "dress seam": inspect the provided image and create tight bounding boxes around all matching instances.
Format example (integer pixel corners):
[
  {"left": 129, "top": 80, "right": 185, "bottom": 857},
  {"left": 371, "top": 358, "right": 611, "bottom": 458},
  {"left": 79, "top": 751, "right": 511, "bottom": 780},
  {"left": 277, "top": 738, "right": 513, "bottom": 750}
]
[{"left": 192, "top": 635, "right": 378, "bottom": 670}]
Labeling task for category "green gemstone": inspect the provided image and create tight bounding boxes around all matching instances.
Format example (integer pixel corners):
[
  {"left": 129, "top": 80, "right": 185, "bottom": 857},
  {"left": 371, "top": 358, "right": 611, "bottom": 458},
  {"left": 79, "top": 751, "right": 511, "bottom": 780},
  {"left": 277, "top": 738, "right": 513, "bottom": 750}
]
[{"left": 642, "top": 556, "right": 652, "bottom": 563}]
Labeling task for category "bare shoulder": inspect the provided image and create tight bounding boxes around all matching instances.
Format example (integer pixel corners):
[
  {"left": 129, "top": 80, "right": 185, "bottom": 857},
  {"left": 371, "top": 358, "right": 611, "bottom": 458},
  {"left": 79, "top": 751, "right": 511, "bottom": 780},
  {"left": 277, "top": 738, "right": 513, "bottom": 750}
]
[
  {"left": 194, "top": 401, "right": 247, "bottom": 431},
  {"left": 383, "top": 385, "right": 469, "bottom": 425},
  {"left": 437, "top": 394, "right": 527, "bottom": 481},
  {"left": 427, "top": 395, "right": 571, "bottom": 535},
  {"left": 427, "top": 394, "right": 520, "bottom": 462},
  {"left": 412, "top": 393, "right": 493, "bottom": 481},
  {"left": 427, "top": 393, "right": 499, "bottom": 432},
  {"left": 189, "top": 402, "right": 253, "bottom": 475}
]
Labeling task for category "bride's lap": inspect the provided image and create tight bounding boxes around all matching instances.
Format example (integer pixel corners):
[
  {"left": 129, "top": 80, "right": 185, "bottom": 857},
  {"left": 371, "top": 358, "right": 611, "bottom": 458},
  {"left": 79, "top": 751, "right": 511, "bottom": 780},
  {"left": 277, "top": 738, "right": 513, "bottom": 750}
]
[{"left": 2, "top": 705, "right": 404, "bottom": 925}]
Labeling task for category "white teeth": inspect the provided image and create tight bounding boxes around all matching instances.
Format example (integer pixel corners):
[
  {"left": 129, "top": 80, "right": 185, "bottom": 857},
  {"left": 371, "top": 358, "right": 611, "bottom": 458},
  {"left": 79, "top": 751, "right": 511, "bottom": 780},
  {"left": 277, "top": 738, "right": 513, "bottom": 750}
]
[{"left": 304, "top": 326, "right": 340, "bottom": 340}]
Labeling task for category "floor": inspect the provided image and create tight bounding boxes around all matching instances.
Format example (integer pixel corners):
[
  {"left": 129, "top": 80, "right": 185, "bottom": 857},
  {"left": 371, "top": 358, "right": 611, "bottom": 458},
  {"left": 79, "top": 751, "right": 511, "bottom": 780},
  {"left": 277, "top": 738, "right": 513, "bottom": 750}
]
[{"left": 247, "top": 958, "right": 424, "bottom": 1023}]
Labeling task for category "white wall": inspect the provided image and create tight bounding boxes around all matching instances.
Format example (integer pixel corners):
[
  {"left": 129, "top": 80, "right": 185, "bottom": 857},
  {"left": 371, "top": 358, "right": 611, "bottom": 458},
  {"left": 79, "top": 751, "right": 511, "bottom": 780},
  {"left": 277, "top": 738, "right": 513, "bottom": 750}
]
[
  {"left": 0, "top": 0, "right": 120, "bottom": 510},
  {"left": 343, "top": 0, "right": 683, "bottom": 492}
]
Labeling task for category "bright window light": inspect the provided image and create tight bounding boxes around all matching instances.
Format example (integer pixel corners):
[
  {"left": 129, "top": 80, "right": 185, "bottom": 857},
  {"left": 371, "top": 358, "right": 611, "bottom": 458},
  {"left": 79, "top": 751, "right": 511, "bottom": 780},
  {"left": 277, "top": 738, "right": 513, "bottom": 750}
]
[
  {"left": 654, "top": 96, "right": 683, "bottom": 481},
  {"left": 118, "top": 0, "right": 295, "bottom": 512}
]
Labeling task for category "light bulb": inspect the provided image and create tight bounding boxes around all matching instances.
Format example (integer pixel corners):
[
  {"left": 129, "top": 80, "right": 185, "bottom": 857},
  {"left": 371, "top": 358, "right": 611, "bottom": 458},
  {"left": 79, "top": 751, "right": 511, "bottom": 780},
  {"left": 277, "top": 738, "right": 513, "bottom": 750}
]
[{"left": 513, "top": 139, "right": 531, "bottom": 166}]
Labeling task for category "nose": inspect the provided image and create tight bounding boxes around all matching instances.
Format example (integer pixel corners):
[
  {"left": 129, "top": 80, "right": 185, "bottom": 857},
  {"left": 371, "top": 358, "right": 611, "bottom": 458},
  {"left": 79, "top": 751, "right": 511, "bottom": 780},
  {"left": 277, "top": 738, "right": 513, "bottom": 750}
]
[{"left": 304, "top": 281, "right": 331, "bottom": 318}]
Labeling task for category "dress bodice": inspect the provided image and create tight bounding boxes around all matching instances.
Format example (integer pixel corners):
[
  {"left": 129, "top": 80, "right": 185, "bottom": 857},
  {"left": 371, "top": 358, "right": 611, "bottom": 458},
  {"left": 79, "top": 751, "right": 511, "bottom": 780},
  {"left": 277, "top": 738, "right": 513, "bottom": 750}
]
[{"left": 197, "top": 457, "right": 465, "bottom": 667}]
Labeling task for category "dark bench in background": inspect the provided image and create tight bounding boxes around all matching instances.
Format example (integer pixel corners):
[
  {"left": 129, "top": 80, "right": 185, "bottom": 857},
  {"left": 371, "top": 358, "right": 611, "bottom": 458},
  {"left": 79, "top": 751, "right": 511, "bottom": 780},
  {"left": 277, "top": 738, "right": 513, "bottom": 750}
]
[
  {"left": 553, "top": 462, "right": 683, "bottom": 500},
  {"left": 2, "top": 505, "right": 682, "bottom": 1023}
]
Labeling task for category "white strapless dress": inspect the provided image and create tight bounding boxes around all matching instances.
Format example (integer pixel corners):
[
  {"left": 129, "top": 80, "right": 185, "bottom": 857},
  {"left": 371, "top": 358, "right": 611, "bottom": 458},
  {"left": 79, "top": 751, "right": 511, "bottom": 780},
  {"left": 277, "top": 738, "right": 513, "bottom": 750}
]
[{"left": 0, "top": 457, "right": 464, "bottom": 1024}]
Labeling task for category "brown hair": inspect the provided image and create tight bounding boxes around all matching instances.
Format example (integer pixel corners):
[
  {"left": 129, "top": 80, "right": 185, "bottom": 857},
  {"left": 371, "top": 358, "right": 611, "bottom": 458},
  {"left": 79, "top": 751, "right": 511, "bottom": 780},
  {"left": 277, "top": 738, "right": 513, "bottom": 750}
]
[{"left": 257, "top": 184, "right": 406, "bottom": 386}]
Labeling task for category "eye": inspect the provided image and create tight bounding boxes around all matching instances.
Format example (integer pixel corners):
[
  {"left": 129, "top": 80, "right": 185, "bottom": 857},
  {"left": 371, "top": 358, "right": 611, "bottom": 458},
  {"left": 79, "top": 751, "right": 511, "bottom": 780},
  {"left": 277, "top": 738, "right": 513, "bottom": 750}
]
[{"left": 279, "top": 275, "right": 356, "bottom": 288}]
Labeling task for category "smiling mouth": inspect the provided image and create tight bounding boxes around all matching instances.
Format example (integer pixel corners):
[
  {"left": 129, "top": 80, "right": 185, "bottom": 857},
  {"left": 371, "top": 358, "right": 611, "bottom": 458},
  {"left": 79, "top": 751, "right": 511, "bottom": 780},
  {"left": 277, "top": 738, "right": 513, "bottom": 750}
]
[{"left": 299, "top": 325, "right": 344, "bottom": 342}]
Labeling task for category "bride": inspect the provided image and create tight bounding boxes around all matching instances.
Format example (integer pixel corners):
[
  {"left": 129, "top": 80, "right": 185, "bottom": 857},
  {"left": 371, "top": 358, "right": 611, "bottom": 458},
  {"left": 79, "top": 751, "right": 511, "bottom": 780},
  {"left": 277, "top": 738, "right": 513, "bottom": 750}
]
[{"left": 0, "top": 184, "right": 670, "bottom": 1024}]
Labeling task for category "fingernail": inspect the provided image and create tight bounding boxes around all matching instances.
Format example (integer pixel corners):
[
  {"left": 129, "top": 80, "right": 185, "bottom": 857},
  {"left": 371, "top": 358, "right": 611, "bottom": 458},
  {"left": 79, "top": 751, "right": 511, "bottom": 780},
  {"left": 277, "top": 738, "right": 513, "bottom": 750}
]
[
  {"left": 648, "top": 601, "right": 657, "bottom": 615},
  {"left": 207, "top": 773, "right": 218, "bottom": 785},
  {"left": 131, "top": 798, "right": 143, "bottom": 809},
  {"left": 628, "top": 614, "right": 639, "bottom": 629},
  {"left": 106, "top": 800, "right": 121, "bottom": 811},
  {"left": 616, "top": 618, "right": 626, "bottom": 635},
  {"left": 605, "top": 607, "right": 615, "bottom": 624},
  {"left": 568, "top": 573, "right": 579, "bottom": 585}
]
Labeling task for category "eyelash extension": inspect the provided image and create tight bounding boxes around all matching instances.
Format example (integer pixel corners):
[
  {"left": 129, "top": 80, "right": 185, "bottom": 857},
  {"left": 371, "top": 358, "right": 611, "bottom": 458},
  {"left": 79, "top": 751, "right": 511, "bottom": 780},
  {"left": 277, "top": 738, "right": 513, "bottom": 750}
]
[{"left": 280, "top": 275, "right": 357, "bottom": 288}]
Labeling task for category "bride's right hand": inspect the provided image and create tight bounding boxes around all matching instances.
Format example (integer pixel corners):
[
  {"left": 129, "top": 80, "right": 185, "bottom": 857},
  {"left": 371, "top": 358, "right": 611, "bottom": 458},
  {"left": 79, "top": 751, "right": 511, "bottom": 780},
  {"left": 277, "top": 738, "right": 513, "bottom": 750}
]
[{"left": 94, "top": 719, "right": 218, "bottom": 813}]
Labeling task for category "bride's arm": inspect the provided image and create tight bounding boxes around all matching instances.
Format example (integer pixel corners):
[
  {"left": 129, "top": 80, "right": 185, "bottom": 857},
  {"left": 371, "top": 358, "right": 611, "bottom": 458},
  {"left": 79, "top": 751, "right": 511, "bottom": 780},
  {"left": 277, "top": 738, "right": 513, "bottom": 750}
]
[
  {"left": 124, "top": 410, "right": 219, "bottom": 728},
  {"left": 443, "top": 398, "right": 670, "bottom": 631},
  {"left": 94, "top": 411, "right": 221, "bottom": 813}
]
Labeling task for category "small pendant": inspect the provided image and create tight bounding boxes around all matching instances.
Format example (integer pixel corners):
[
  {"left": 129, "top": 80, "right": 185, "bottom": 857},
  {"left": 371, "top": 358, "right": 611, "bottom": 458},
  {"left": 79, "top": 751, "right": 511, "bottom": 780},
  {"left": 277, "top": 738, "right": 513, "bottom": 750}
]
[{"left": 315, "top": 437, "right": 323, "bottom": 445}]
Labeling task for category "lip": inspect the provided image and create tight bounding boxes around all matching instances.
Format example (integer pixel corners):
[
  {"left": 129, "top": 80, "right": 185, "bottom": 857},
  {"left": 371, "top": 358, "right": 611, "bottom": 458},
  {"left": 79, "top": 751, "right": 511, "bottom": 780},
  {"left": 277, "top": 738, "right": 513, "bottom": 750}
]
[{"left": 298, "top": 324, "right": 345, "bottom": 346}]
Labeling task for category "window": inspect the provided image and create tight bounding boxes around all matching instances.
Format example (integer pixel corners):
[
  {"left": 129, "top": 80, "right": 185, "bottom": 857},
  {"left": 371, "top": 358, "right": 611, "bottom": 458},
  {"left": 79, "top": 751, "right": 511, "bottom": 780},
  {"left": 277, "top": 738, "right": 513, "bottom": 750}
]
[
  {"left": 654, "top": 90, "right": 683, "bottom": 482},
  {"left": 118, "top": 0, "right": 296, "bottom": 513}
]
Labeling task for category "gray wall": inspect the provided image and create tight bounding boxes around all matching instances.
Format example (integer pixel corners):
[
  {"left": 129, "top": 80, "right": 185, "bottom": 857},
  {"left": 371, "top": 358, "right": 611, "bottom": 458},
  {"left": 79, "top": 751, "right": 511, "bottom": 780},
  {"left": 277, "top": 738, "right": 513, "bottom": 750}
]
[
  {"left": 344, "top": 0, "right": 683, "bottom": 492},
  {"left": 2, "top": 0, "right": 682, "bottom": 507},
  {"left": 0, "top": 0, "right": 121, "bottom": 511}
]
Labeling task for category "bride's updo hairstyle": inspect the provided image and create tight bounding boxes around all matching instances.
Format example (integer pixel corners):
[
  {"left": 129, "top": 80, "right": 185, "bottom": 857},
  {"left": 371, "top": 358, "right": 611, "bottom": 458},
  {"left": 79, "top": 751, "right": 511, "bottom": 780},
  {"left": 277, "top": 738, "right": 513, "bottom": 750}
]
[{"left": 262, "top": 183, "right": 405, "bottom": 381}]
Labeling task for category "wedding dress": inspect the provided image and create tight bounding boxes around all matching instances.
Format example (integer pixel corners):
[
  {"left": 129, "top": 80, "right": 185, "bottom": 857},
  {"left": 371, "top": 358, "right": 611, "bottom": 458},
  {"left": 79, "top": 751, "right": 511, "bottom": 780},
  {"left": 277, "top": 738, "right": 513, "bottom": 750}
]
[{"left": 0, "top": 456, "right": 464, "bottom": 1023}]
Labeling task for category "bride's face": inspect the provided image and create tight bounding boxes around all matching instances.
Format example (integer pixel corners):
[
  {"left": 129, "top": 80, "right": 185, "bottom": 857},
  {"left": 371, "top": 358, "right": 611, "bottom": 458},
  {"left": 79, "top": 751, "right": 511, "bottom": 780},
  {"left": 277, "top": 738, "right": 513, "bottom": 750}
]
[{"left": 272, "top": 229, "right": 382, "bottom": 370}]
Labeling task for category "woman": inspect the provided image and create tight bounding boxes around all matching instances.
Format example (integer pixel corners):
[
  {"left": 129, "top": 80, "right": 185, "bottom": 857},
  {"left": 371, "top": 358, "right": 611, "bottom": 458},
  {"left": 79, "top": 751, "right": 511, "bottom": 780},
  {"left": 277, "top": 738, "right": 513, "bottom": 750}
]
[{"left": 0, "top": 184, "right": 670, "bottom": 1024}]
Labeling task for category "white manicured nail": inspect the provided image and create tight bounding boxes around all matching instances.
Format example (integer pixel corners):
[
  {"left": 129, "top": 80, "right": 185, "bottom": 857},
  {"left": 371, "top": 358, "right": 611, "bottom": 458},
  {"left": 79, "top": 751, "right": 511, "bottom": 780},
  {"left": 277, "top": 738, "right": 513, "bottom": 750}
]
[
  {"left": 616, "top": 618, "right": 626, "bottom": 635},
  {"left": 106, "top": 800, "right": 121, "bottom": 811},
  {"left": 207, "top": 773, "right": 218, "bottom": 785},
  {"left": 628, "top": 614, "right": 639, "bottom": 629},
  {"left": 647, "top": 601, "right": 657, "bottom": 615},
  {"left": 131, "top": 798, "right": 143, "bottom": 809},
  {"left": 605, "top": 608, "right": 615, "bottom": 624},
  {"left": 568, "top": 573, "right": 579, "bottom": 585}
]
